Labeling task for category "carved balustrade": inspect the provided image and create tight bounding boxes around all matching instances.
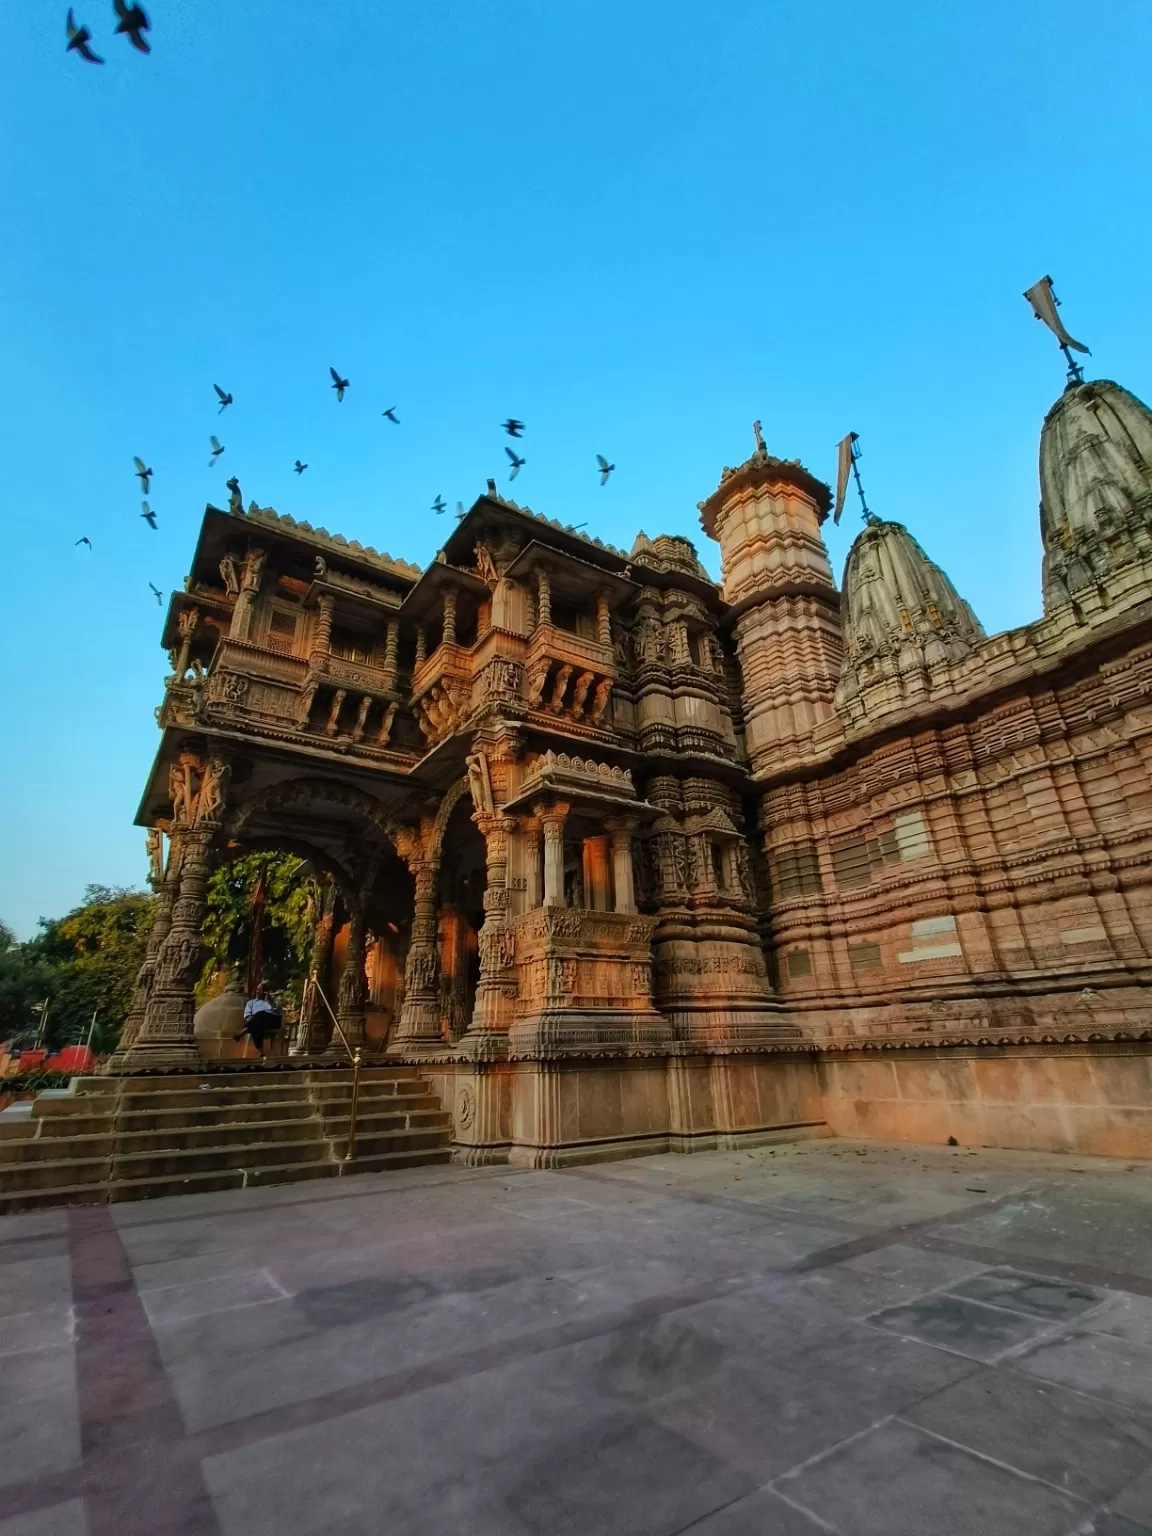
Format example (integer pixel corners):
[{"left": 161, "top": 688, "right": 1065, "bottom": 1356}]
[
  {"left": 524, "top": 624, "right": 616, "bottom": 726},
  {"left": 510, "top": 907, "right": 658, "bottom": 1019},
  {"left": 410, "top": 642, "right": 474, "bottom": 748}
]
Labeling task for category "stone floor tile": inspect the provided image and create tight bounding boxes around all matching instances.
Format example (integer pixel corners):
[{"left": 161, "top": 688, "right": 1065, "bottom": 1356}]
[
  {"left": 678, "top": 1487, "right": 834, "bottom": 1533},
  {"left": 775, "top": 1418, "right": 1088, "bottom": 1536},
  {"left": 866, "top": 1291, "right": 1053, "bottom": 1361},
  {"left": 903, "top": 1365, "right": 1152, "bottom": 1502},
  {"left": 0, "top": 1501, "right": 87, "bottom": 1536},
  {"left": 1076, "top": 1516, "right": 1152, "bottom": 1535},
  {"left": 0, "top": 1212, "right": 68, "bottom": 1243},
  {"left": 0, "top": 1306, "right": 74, "bottom": 1358},
  {"left": 0, "top": 1258, "right": 73, "bottom": 1321},
  {"left": 500, "top": 1413, "right": 756, "bottom": 1536},
  {"left": 0, "top": 1346, "right": 80, "bottom": 1490},
  {"left": 655, "top": 1325, "right": 976, "bottom": 1483},
  {"left": 202, "top": 1353, "right": 753, "bottom": 1536},
  {"left": 140, "top": 1267, "right": 288, "bottom": 1325},
  {"left": 1111, "top": 1463, "right": 1152, "bottom": 1528},
  {"left": 933, "top": 1189, "right": 1152, "bottom": 1283},
  {"left": 1015, "top": 1331, "right": 1152, "bottom": 1416},
  {"left": 1084, "top": 1294, "right": 1152, "bottom": 1349},
  {"left": 839, "top": 1242, "right": 987, "bottom": 1295},
  {"left": 948, "top": 1266, "right": 1105, "bottom": 1321}
]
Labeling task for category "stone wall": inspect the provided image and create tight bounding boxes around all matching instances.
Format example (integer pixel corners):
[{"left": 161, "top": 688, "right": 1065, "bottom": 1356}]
[{"left": 818, "top": 1044, "right": 1152, "bottom": 1159}]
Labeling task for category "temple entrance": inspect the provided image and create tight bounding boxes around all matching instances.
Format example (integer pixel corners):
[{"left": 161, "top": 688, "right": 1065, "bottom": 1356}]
[{"left": 435, "top": 795, "right": 484, "bottom": 1041}]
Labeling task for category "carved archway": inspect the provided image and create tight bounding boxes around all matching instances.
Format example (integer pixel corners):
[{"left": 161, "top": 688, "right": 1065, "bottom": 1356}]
[
  {"left": 429, "top": 776, "right": 471, "bottom": 864},
  {"left": 229, "top": 777, "right": 411, "bottom": 858}
]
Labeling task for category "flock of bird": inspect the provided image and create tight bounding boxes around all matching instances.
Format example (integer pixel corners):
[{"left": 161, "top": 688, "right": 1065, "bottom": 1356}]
[
  {"left": 65, "top": 9, "right": 619, "bottom": 603},
  {"left": 75, "top": 362, "right": 620, "bottom": 604},
  {"left": 66, "top": 0, "right": 149, "bottom": 62}
]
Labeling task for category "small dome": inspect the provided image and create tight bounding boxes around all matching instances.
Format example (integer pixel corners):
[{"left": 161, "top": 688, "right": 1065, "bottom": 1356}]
[
  {"left": 836, "top": 519, "right": 984, "bottom": 723},
  {"left": 1039, "top": 378, "right": 1152, "bottom": 610},
  {"left": 193, "top": 973, "right": 247, "bottom": 1059}
]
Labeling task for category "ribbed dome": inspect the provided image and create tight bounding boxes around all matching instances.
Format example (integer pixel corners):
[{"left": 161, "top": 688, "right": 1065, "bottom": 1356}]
[
  {"left": 1039, "top": 378, "right": 1152, "bottom": 610},
  {"left": 835, "top": 519, "right": 984, "bottom": 723}
]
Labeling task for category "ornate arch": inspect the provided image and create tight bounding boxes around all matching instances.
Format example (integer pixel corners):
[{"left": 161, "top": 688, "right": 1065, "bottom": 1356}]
[
  {"left": 429, "top": 776, "right": 473, "bottom": 864},
  {"left": 228, "top": 777, "right": 410, "bottom": 856},
  {"left": 215, "top": 833, "right": 360, "bottom": 912}
]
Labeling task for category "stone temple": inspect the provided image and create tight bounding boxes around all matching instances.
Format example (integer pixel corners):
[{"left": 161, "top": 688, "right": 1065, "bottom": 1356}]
[{"left": 112, "top": 374, "right": 1152, "bottom": 1166}]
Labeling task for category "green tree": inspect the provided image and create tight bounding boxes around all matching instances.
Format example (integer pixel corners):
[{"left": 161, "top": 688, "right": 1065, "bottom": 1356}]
[
  {"left": 0, "top": 923, "right": 56, "bottom": 1047},
  {"left": 199, "top": 851, "right": 314, "bottom": 1005},
  {"left": 25, "top": 886, "right": 155, "bottom": 1050}
]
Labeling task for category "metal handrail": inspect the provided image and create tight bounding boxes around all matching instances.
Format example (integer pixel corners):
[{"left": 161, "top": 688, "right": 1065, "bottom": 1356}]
[{"left": 306, "top": 973, "right": 362, "bottom": 1162}]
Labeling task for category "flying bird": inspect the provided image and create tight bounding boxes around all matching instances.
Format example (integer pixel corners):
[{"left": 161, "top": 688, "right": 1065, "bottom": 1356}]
[
  {"left": 149, "top": 582, "right": 163, "bottom": 605},
  {"left": 455, "top": 501, "right": 465, "bottom": 520},
  {"left": 140, "top": 502, "right": 157, "bottom": 529},
  {"left": 75, "top": 535, "right": 92, "bottom": 548},
  {"left": 330, "top": 367, "right": 349, "bottom": 402},
  {"left": 505, "top": 447, "right": 525, "bottom": 480},
  {"left": 431, "top": 495, "right": 447, "bottom": 515},
  {"left": 214, "top": 383, "right": 232, "bottom": 412},
  {"left": 294, "top": 459, "right": 308, "bottom": 474},
  {"left": 66, "top": 9, "right": 104, "bottom": 62},
  {"left": 381, "top": 407, "right": 399, "bottom": 424},
  {"left": 112, "top": 0, "right": 150, "bottom": 52},
  {"left": 502, "top": 418, "right": 525, "bottom": 438},
  {"left": 597, "top": 454, "right": 615, "bottom": 486},
  {"left": 209, "top": 435, "right": 225, "bottom": 465},
  {"left": 133, "top": 456, "right": 153, "bottom": 493}
]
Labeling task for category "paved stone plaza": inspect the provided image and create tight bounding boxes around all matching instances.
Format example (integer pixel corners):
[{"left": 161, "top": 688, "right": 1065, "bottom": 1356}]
[{"left": 0, "top": 1140, "right": 1150, "bottom": 1536}]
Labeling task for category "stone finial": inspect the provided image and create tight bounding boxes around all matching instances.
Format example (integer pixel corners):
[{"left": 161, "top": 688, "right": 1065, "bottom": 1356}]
[
  {"left": 1038, "top": 377, "right": 1152, "bottom": 614},
  {"left": 834, "top": 519, "right": 984, "bottom": 725}
]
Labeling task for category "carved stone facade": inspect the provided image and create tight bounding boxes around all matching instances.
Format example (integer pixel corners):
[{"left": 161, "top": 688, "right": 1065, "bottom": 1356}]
[{"left": 118, "top": 380, "right": 1152, "bottom": 1163}]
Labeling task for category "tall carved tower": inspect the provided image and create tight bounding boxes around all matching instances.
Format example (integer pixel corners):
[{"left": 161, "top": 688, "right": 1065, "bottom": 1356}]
[{"left": 698, "top": 442, "right": 841, "bottom": 779}]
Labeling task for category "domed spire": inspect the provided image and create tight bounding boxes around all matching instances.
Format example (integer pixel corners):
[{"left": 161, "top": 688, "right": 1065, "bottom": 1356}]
[
  {"left": 1039, "top": 378, "right": 1152, "bottom": 613},
  {"left": 835, "top": 519, "right": 984, "bottom": 726}
]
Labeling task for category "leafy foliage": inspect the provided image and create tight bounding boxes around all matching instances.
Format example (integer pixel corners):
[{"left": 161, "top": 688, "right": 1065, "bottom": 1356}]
[
  {"left": 1, "top": 887, "right": 155, "bottom": 1050},
  {"left": 199, "top": 852, "right": 314, "bottom": 1004}
]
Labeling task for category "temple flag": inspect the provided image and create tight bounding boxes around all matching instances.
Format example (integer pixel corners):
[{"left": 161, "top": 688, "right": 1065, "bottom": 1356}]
[
  {"left": 834, "top": 432, "right": 858, "bottom": 524},
  {"left": 1024, "top": 276, "right": 1090, "bottom": 354}
]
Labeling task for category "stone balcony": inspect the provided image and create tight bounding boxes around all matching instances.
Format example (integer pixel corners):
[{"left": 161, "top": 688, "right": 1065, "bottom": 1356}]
[{"left": 524, "top": 624, "right": 617, "bottom": 726}]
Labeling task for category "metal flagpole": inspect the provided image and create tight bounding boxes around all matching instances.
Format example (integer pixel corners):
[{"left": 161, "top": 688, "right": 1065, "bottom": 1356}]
[{"left": 847, "top": 434, "right": 875, "bottom": 524}]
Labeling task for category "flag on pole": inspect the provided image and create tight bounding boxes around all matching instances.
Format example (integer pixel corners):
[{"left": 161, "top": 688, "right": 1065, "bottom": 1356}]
[
  {"left": 1024, "top": 276, "right": 1090, "bottom": 354},
  {"left": 246, "top": 866, "right": 267, "bottom": 999},
  {"left": 834, "top": 432, "right": 858, "bottom": 524}
]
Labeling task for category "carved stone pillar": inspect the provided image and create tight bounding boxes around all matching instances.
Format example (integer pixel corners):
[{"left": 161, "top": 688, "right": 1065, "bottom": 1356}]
[
  {"left": 390, "top": 860, "right": 443, "bottom": 1051},
  {"left": 582, "top": 836, "right": 611, "bottom": 912},
  {"left": 521, "top": 817, "right": 542, "bottom": 911},
  {"left": 335, "top": 906, "right": 368, "bottom": 1049},
  {"left": 596, "top": 592, "right": 611, "bottom": 647},
  {"left": 536, "top": 568, "right": 552, "bottom": 628},
  {"left": 106, "top": 833, "right": 184, "bottom": 1068},
  {"left": 229, "top": 547, "right": 266, "bottom": 642},
  {"left": 462, "top": 813, "right": 516, "bottom": 1049},
  {"left": 721, "top": 843, "right": 740, "bottom": 899},
  {"left": 326, "top": 689, "right": 346, "bottom": 736},
  {"left": 174, "top": 608, "right": 199, "bottom": 679},
  {"left": 311, "top": 594, "right": 336, "bottom": 662},
  {"left": 122, "top": 829, "right": 216, "bottom": 1070},
  {"left": 382, "top": 620, "right": 400, "bottom": 688},
  {"left": 414, "top": 625, "right": 427, "bottom": 667},
  {"left": 608, "top": 820, "right": 637, "bottom": 914},
  {"left": 540, "top": 803, "right": 569, "bottom": 907},
  {"left": 442, "top": 588, "right": 458, "bottom": 648}
]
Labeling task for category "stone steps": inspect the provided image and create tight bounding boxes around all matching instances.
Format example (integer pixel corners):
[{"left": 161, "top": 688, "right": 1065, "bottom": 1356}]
[{"left": 0, "top": 1066, "right": 454, "bottom": 1212}]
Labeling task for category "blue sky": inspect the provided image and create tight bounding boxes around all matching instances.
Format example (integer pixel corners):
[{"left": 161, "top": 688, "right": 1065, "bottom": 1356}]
[{"left": 2, "top": 0, "right": 1150, "bottom": 936}]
